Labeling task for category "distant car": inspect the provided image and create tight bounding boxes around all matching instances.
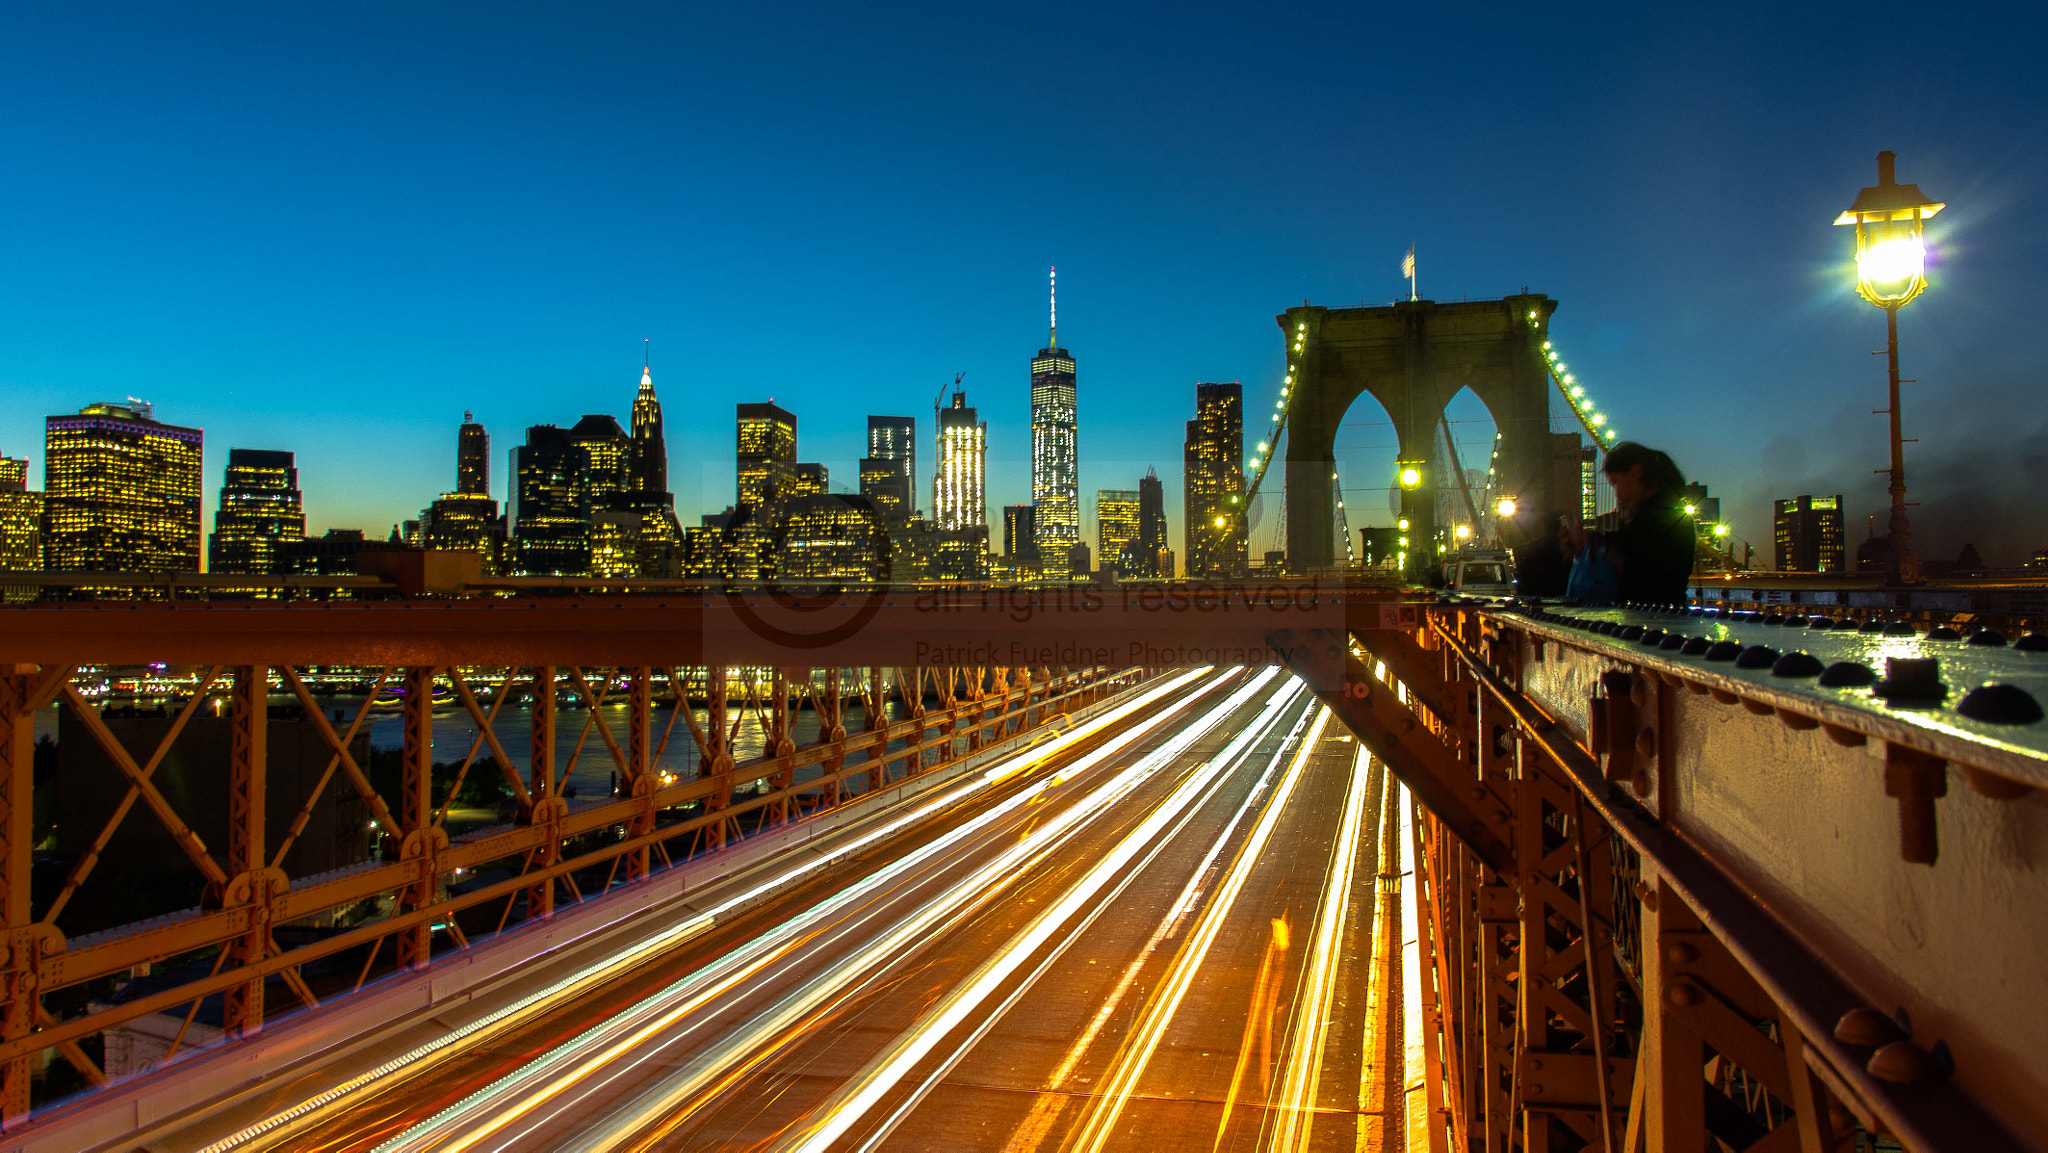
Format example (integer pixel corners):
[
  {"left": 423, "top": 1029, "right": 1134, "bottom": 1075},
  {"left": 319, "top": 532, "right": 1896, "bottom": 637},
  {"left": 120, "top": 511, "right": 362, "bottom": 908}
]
[{"left": 1451, "top": 550, "right": 1516, "bottom": 598}]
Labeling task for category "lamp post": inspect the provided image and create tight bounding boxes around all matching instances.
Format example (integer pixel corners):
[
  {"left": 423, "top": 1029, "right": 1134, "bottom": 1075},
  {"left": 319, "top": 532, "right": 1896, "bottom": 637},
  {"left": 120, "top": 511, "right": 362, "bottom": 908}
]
[{"left": 1835, "top": 150, "right": 1944, "bottom": 586}]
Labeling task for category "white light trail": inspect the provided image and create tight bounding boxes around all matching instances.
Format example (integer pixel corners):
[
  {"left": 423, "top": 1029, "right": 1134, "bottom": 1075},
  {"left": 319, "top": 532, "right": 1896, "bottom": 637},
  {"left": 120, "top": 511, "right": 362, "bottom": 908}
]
[
  {"left": 1268, "top": 742, "right": 1374, "bottom": 1152},
  {"left": 853, "top": 676, "right": 1312, "bottom": 1153},
  {"left": 1065, "top": 705, "right": 1334, "bottom": 1153},
  {"left": 557, "top": 667, "right": 1261, "bottom": 1153},
  {"left": 216, "top": 667, "right": 1222, "bottom": 1153},
  {"left": 786, "top": 674, "right": 1302, "bottom": 1153}
]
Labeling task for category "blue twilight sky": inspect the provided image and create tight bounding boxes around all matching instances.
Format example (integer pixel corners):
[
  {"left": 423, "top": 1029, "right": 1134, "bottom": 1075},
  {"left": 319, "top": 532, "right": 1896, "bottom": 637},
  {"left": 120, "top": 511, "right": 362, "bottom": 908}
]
[{"left": 4, "top": 2, "right": 2047, "bottom": 565}]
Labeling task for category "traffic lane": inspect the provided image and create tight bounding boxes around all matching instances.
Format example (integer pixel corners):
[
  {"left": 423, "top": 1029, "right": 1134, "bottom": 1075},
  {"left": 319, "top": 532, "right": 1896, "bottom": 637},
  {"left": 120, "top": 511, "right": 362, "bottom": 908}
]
[
  {"left": 277, "top": 669, "right": 1254, "bottom": 1152},
  {"left": 512, "top": 675, "right": 1302, "bottom": 1151},
  {"left": 859, "top": 720, "right": 1373, "bottom": 1152},
  {"left": 847, "top": 696, "right": 1330, "bottom": 1153}
]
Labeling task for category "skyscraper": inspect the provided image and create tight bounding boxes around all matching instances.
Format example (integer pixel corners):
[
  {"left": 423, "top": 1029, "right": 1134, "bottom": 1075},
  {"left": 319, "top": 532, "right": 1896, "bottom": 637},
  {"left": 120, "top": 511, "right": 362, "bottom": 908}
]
[
  {"left": 457, "top": 412, "right": 489, "bottom": 496},
  {"left": 1030, "top": 267, "right": 1079, "bottom": 558},
  {"left": 867, "top": 416, "right": 916, "bottom": 517},
  {"left": 630, "top": 358, "right": 667, "bottom": 495},
  {"left": 859, "top": 457, "right": 911, "bottom": 526},
  {"left": 569, "top": 414, "right": 631, "bottom": 511},
  {"left": 1003, "top": 504, "right": 1038, "bottom": 568},
  {"left": 44, "top": 401, "right": 203, "bottom": 575},
  {"left": 1095, "top": 489, "right": 1139, "bottom": 575},
  {"left": 737, "top": 402, "right": 798, "bottom": 508},
  {"left": 935, "top": 389, "right": 986, "bottom": 530},
  {"left": 1137, "top": 467, "right": 1168, "bottom": 578},
  {"left": 207, "top": 449, "right": 305, "bottom": 576},
  {"left": 1775, "top": 495, "right": 1845, "bottom": 573},
  {"left": 510, "top": 425, "right": 587, "bottom": 575},
  {"left": 1184, "top": 382, "right": 1247, "bottom": 578},
  {"left": 420, "top": 413, "right": 505, "bottom": 572},
  {"left": 0, "top": 456, "right": 42, "bottom": 603}
]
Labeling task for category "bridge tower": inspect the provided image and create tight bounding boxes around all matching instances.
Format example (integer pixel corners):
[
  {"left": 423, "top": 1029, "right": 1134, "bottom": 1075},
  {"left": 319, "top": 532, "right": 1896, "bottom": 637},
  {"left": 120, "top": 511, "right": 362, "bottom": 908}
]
[{"left": 1281, "top": 294, "right": 1560, "bottom": 572}]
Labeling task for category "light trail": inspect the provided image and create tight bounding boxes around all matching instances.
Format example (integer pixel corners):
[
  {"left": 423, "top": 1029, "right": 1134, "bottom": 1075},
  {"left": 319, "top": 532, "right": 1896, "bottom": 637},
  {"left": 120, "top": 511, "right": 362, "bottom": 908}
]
[
  {"left": 781, "top": 673, "right": 1302, "bottom": 1153},
  {"left": 1063, "top": 705, "right": 1334, "bottom": 1153},
  {"left": 846, "top": 677, "right": 1311, "bottom": 1153},
  {"left": 1003, "top": 681, "right": 1315, "bottom": 1153},
  {"left": 216, "top": 667, "right": 1221, "bottom": 1153},
  {"left": 1266, "top": 742, "right": 1373, "bottom": 1152},
  {"left": 385, "top": 669, "right": 1254, "bottom": 1152}
]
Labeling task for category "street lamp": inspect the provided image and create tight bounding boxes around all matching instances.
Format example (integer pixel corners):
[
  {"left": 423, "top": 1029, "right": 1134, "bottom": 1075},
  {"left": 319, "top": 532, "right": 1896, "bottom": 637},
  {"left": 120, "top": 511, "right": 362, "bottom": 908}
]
[
  {"left": 1835, "top": 150, "right": 1944, "bottom": 585},
  {"left": 1494, "top": 497, "right": 1518, "bottom": 518}
]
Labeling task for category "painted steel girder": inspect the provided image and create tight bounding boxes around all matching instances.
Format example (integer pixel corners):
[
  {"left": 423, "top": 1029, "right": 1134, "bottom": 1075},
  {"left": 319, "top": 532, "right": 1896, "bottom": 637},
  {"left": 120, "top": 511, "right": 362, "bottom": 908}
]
[{"left": 1273, "top": 627, "right": 1514, "bottom": 876}]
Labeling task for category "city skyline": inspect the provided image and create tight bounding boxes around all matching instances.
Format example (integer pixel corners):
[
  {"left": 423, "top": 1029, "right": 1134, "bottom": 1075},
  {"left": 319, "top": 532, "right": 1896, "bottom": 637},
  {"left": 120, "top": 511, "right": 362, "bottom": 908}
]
[{"left": 4, "top": 7, "right": 2047, "bottom": 566}]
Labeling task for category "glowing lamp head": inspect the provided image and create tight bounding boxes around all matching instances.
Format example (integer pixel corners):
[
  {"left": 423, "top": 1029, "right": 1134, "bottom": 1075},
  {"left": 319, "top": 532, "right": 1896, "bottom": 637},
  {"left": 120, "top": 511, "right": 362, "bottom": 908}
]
[
  {"left": 1713, "top": 523, "right": 1730, "bottom": 537},
  {"left": 1213, "top": 515, "right": 1226, "bottom": 528},
  {"left": 1835, "top": 150, "right": 1944, "bottom": 309},
  {"left": 1399, "top": 466, "right": 1422, "bottom": 488},
  {"left": 1684, "top": 503, "right": 1698, "bottom": 515},
  {"left": 1454, "top": 523, "right": 1472, "bottom": 540},
  {"left": 1495, "top": 497, "right": 1518, "bottom": 517},
  {"left": 1398, "top": 518, "right": 1410, "bottom": 531}
]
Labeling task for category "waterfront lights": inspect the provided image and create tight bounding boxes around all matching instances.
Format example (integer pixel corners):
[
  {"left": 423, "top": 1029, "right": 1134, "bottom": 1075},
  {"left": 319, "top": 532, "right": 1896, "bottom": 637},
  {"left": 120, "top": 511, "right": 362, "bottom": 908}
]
[
  {"left": 1495, "top": 497, "right": 1517, "bottom": 517},
  {"left": 1837, "top": 150, "right": 1943, "bottom": 309}
]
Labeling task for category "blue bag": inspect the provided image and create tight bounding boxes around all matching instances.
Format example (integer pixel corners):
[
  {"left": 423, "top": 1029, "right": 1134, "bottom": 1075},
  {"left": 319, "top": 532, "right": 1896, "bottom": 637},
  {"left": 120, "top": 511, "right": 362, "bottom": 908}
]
[{"left": 1565, "top": 534, "right": 1620, "bottom": 605}]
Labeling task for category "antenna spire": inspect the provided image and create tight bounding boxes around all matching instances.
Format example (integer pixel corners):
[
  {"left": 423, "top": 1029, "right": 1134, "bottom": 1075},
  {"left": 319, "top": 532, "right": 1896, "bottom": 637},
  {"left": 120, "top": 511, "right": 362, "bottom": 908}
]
[{"left": 1049, "top": 264, "right": 1057, "bottom": 348}]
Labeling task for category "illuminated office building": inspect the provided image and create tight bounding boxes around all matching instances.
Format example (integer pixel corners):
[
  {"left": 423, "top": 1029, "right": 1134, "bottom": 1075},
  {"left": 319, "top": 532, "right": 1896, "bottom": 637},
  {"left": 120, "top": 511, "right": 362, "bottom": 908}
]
[
  {"left": 630, "top": 361, "right": 667, "bottom": 495},
  {"left": 591, "top": 493, "right": 681, "bottom": 579},
  {"left": 44, "top": 401, "right": 203, "bottom": 576},
  {"left": 457, "top": 412, "right": 489, "bottom": 496},
  {"left": 779, "top": 494, "right": 890, "bottom": 584},
  {"left": 510, "top": 425, "right": 587, "bottom": 575},
  {"left": 0, "top": 456, "right": 41, "bottom": 604},
  {"left": 207, "top": 449, "right": 305, "bottom": 577},
  {"left": 867, "top": 416, "right": 916, "bottom": 517},
  {"left": 1003, "top": 504, "right": 1038, "bottom": 569},
  {"left": 1775, "top": 494, "right": 1845, "bottom": 573},
  {"left": 859, "top": 457, "right": 911, "bottom": 526},
  {"left": 791, "top": 463, "right": 828, "bottom": 498},
  {"left": 934, "top": 389, "right": 986, "bottom": 531},
  {"left": 569, "top": 414, "right": 631, "bottom": 510},
  {"left": 1183, "top": 382, "right": 1247, "bottom": 578},
  {"left": 1135, "top": 467, "right": 1168, "bottom": 578},
  {"left": 1030, "top": 267, "right": 1079, "bottom": 557},
  {"left": 737, "top": 402, "right": 798, "bottom": 508},
  {"left": 1095, "top": 489, "right": 1139, "bottom": 575}
]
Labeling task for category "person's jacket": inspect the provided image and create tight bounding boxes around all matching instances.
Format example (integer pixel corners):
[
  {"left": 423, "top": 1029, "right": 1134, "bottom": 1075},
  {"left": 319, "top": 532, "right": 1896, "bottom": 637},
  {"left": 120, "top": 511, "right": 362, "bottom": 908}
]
[{"left": 1608, "top": 493, "right": 1695, "bottom": 607}]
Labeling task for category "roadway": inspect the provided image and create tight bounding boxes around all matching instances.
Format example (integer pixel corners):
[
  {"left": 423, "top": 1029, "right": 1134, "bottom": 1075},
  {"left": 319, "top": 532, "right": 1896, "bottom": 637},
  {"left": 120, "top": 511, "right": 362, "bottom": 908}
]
[{"left": 174, "top": 667, "right": 1397, "bottom": 1152}]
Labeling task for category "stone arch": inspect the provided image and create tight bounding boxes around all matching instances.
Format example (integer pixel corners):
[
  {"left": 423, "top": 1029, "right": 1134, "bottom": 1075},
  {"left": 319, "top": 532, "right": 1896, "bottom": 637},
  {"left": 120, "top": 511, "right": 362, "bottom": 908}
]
[{"left": 1279, "top": 294, "right": 1560, "bottom": 573}]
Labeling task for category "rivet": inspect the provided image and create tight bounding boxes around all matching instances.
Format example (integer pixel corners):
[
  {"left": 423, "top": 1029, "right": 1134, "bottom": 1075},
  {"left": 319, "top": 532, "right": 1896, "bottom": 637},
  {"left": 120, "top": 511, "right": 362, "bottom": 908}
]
[
  {"left": 1666, "top": 941, "right": 1700, "bottom": 965},
  {"left": 1666, "top": 981, "right": 1702, "bottom": 1008}
]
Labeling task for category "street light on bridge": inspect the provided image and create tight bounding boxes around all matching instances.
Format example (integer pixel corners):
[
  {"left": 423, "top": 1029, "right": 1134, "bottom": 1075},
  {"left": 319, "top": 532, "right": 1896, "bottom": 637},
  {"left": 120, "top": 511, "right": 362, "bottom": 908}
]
[{"left": 1835, "top": 150, "right": 1944, "bottom": 586}]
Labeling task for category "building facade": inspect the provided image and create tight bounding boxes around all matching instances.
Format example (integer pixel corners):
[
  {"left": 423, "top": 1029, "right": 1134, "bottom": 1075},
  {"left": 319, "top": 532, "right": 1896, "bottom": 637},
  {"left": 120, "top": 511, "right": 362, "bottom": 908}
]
[
  {"left": 866, "top": 416, "right": 916, "bottom": 518},
  {"left": 1030, "top": 271, "right": 1079, "bottom": 559},
  {"left": 43, "top": 401, "right": 203, "bottom": 576},
  {"left": 1775, "top": 494, "right": 1846, "bottom": 573},
  {"left": 509, "top": 425, "right": 587, "bottom": 575},
  {"left": 0, "top": 456, "right": 42, "bottom": 603},
  {"left": 934, "top": 390, "right": 986, "bottom": 531},
  {"left": 1135, "top": 468, "right": 1168, "bottom": 578},
  {"left": 738, "top": 402, "right": 798, "bottom": 508},
  {"left": 457, "top": 412, "right": 490, "bottom": 496},
  {"left": 207, "top": 448, "right": 305, "bottom": 577},
  {"left": 1096, "top": 489, "right": 1139, "bottom": 576},
  {"left": 629, "top": 363, "right": 667, "bottom": 495},
  {"left": 1003, "top": 503, "right": 1038, "bottom": 569},
  {"left": 859, "top": 457, "right": 912, "bottom": 527},
  {"left": 1183, "top": 382, "right": 1246, "bottom": 578},
  {"left": 779, "top": 494, "right": 891, "bottom": 584}
]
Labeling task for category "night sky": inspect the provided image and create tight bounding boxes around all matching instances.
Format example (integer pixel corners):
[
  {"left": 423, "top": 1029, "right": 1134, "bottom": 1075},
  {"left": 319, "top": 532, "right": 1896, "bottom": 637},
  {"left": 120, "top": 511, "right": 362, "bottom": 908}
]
[{"left": 5, "top": 3, "right": 2045, "bottom": 564}]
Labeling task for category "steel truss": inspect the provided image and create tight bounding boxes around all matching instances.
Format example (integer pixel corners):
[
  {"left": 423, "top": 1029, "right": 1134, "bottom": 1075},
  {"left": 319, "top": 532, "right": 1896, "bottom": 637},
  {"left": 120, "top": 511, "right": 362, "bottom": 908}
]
[
  {"left": 1279, "top": 606, "right": 2031, "bottom": 1153},
  {"left": 0, "top": 658, "right": 1133, "bottom": 1116}
]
